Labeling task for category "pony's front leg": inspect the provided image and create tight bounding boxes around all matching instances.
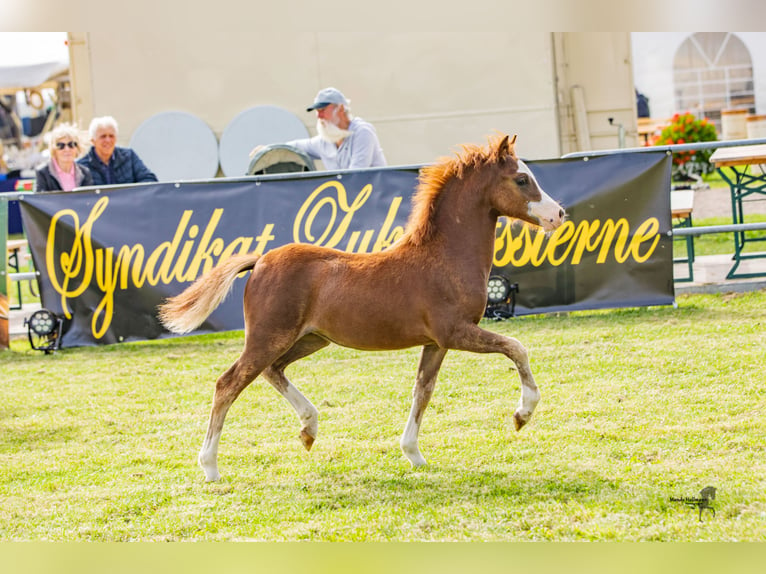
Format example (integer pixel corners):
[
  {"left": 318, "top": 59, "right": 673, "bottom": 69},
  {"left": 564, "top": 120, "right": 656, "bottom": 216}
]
[
  {"left": 400, "top": 344, "right": 447, "bottom": 467},
  {"left": 511, "top": 354, "right": 540, "bottom": 431},
  {"left": 446, "top": 324, "right": 540, "bottom": 431}
]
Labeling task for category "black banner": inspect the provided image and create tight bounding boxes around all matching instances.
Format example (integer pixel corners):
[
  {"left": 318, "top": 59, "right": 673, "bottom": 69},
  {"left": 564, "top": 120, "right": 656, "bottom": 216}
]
[{"left": 20, "top": 153, "right": 673, "bottom": 347}]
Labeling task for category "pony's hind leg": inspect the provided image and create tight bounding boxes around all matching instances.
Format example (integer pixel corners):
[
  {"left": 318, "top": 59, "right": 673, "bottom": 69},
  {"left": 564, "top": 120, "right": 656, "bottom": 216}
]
[
  {"left": 198, "top": 331, "right": 308, "bottom": 482},
  {"left": 262, "top": 333, "right": 330, "bottom": 451},
  {"left": 400, "top": 344, "right": 448, "bottom": 467},
  {"left": 199, "top": 355, "right": 265, "bottom": 482}
]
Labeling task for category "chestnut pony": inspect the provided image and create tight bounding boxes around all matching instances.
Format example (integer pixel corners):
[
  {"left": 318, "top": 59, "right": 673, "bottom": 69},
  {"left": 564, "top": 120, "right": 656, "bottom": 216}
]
[{"left": 159, "top": 134, "right": 565, "bottom": 482}]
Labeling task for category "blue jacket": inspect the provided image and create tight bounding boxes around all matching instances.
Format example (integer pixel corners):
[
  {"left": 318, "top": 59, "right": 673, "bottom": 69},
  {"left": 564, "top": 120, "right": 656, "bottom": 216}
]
[{"left": 77, "top": 146, "right": 157, "bottom": 186}]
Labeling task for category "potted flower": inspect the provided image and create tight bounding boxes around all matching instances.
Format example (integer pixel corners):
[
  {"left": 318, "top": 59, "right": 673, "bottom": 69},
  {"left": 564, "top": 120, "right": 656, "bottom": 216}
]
[{"left": 652, "top": 112, "right": 718, "bottom": 182}]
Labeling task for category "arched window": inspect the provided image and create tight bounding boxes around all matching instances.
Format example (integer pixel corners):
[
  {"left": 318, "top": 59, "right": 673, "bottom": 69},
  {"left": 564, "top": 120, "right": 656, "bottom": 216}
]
[{"left": 673, "top": 33, "right": 754, "bottom": 131}]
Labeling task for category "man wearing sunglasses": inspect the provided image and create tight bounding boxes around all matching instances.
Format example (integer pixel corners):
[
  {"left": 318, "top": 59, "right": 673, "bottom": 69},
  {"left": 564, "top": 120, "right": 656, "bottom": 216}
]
[
  {"left": 78, "top": 116, "right": 157, "bottom": 186},
  {"left": 35, "top": 123, "right": 93, "bottom": 192}
]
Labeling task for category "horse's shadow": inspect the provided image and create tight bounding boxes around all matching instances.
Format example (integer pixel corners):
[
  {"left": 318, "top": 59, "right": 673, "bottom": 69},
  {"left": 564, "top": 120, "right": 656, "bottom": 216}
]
[{"left": 231, "top": 462, "right": 618, "bottom": 511}]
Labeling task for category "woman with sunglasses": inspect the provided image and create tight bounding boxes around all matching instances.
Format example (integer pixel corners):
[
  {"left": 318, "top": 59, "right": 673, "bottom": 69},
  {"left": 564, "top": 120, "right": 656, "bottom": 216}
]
[{"left": 35, "top": 123, "right": 93, "bottom": 192}]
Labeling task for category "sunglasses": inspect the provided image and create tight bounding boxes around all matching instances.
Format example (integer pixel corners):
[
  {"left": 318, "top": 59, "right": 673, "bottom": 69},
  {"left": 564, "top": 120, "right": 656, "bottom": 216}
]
[{"left": 55, "top": 141, "right": 79, "bottom": 150}]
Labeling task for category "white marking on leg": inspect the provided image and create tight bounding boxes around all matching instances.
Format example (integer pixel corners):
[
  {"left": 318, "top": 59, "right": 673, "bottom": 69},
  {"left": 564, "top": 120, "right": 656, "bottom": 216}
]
[
  {"left": 505, "top": 337, "right": 540, "bottom": 429},
  {"left": 199, "top": 431, "right": 222, "bottom": 482},
  {"left": 516, "top": 381, "right": 541, "bottom": 422},
  {"left": 283, "top": 383, "right": 318, "bottom": 439},
  {"left": 400, "top": 404, "right": 427, "bottom": 467}
]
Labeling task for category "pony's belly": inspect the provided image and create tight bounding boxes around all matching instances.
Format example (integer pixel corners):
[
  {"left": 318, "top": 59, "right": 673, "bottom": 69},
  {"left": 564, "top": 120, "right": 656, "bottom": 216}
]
[{"left": 312, "top": 322, "right": 433, "bottom": 352}]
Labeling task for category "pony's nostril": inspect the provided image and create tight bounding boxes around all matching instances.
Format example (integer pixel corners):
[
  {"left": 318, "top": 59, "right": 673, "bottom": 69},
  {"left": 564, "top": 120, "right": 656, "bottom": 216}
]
[{"left": 558, "top": 208, "right": 565, "bottom": 219}]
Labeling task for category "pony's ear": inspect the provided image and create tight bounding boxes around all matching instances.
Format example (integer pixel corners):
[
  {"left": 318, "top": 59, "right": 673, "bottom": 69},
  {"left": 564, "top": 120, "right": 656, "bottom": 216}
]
[
  {"left": 508, "top": 134, "right": 518, "bottom": 158},
  {"left": 495, "top": 134, "right": 511, "bottom": 156},
  {"left": 495, "top": 134, "right": 517, "bottom": 157}
]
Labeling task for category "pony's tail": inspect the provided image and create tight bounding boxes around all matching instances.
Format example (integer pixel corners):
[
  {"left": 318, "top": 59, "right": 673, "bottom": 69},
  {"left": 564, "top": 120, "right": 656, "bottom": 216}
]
[{"left": 158, "top": 252, "right": 261, "bottom": 334}]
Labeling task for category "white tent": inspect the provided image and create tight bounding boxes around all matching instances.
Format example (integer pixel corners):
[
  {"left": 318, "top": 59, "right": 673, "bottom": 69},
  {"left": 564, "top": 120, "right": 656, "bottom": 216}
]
[
  {"left": 1, "top": 33, "right": 69, "bottom": 172},
  {"left": 0, "top": 33, "right": 69, "bottom": 89},
  {"left": 0, "top": 60, "right": 68, "bottom": 90}
]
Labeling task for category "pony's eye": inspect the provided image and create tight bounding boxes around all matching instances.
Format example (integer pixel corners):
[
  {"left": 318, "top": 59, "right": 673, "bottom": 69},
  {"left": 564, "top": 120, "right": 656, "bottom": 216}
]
[{"left": 514, "top": 174, "right": 529, "bottom": 186}]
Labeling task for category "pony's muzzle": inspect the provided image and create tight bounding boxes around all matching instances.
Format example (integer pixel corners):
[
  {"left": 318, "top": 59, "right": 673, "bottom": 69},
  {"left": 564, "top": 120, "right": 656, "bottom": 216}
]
[{"left": 529, "top": 198, "right": 566, "bottom": 232}]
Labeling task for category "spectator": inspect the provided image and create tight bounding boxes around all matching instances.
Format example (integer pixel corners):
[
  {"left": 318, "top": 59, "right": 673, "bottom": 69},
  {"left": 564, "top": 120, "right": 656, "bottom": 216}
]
[
  {"left": 35, "top": 123, "right": 93, "bottom": 192},
  {"left": 78, "top": 116, "right": 157, "bottom": 185},
  {"left": 254, "top": 87, "right": 386, "bottom": 170},
  {"left": 636, "top": 89, "right": 650, "bottom": 119}
]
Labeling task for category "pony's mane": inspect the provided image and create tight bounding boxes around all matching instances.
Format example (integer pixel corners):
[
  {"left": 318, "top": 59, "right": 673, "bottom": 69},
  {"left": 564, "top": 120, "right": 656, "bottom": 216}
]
[{"left": 403, "top": 135, "right": 517, "bottom": 246}]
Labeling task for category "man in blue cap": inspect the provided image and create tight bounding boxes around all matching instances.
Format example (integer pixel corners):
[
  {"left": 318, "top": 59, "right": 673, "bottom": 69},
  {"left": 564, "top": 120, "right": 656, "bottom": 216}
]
[{"left": 284, "top": 87, "right": 387, "bottom": 170}]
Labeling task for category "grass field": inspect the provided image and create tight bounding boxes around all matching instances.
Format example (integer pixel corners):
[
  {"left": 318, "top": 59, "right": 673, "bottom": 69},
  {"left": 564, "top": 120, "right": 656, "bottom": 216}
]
[{"left": 1, "top": 290, "right": 765, "bottom": 541}]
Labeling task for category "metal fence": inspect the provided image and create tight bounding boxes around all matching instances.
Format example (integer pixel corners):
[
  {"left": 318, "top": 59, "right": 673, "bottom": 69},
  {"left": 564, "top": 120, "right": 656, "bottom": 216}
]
[
  {"left": 564, "top": 137, "right": 766, "bottom": 238},
  {"left": 5, "top": 138, "right": 766, "bottom": 289}
]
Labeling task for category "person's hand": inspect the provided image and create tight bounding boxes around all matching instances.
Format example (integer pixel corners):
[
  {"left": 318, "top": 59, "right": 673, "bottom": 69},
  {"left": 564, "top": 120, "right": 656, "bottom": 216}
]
[{"left": 249, "top": 144, "right": 265, "bottom": 159}]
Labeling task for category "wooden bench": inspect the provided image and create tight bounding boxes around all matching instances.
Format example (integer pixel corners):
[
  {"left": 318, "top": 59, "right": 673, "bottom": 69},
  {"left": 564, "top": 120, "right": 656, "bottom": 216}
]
[
  {"left": 637, "top": 117, "right": 668, "bottom": 145},
  {"left": 6, "top": 238, "right": 31, "bottom": 310},
  {"left": 671, "top": 190, "right": 695, "bottom": 282},
  {"left": 710, "top": 143, "right": 766, "bottom": 279}
]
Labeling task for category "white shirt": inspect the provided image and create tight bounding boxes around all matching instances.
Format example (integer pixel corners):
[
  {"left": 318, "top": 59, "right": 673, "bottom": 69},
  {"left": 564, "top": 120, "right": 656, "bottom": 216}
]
[{"left": 287, "top": 117, "right": 387, "bottom": 170}]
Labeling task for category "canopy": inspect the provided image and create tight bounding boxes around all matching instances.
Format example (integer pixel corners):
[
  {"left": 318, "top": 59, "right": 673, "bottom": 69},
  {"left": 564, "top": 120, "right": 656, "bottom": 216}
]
[
  {"left": 0, "top": 61, "right": 69, "bottom": 90},
  {"left": 0, "top": 33, "right": 69, "bottom": 89}
]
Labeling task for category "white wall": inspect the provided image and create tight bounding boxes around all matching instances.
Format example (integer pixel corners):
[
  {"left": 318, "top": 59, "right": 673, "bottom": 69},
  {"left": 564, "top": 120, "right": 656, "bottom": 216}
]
[
  {"left": 70, "top": 31, "right": 562, "bottom": 170},
  {"left": 556, "top": 33, "right": 638, "bottom": 152}
]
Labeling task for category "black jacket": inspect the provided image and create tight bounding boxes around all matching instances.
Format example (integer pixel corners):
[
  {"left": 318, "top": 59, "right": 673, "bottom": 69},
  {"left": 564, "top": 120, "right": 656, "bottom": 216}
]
[{"left": 35, "top": 161, "right": 94, "bottom": 192}]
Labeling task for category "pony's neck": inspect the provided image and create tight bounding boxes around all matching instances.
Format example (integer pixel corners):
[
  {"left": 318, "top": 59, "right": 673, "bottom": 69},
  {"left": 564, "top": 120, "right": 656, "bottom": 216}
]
[{"left": 427, "top": 177, "right": 498, "bottom": 273}]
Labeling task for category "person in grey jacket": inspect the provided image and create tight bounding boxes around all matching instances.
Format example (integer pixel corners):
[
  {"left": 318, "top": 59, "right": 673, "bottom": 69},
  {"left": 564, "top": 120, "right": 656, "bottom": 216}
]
[
  {"left": 35, "top": 123, "right": 93, "bottom": 192},
  {"left": 77, "top": 116, "right": 157, "bottom": 186}
]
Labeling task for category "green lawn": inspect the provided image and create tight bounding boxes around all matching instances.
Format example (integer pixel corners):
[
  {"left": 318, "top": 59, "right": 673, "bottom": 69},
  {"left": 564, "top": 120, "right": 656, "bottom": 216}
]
[{"left": 2, "top": 291, "right": 765, "bottom": 541}]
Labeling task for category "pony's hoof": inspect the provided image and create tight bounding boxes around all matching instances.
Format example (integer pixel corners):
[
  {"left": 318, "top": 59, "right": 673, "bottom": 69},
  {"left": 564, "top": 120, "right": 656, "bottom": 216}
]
[
  {"left": 410, "top": 457, "right": 427, "bottom": 468},
  {"left": 401, "top": 446, "right": 427, "bottom": 468},
  {"left": 199, "top": 455, "right": 221, "bottom": 482},
  {"left": 300, "top": 429, "right": 315, "bottom": 451},
  {"left": 202, "top": 469, "right": 221, "bottom": 482},
  {"left": 513, "top": 411, "right": 529, "bottom": 431}
]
